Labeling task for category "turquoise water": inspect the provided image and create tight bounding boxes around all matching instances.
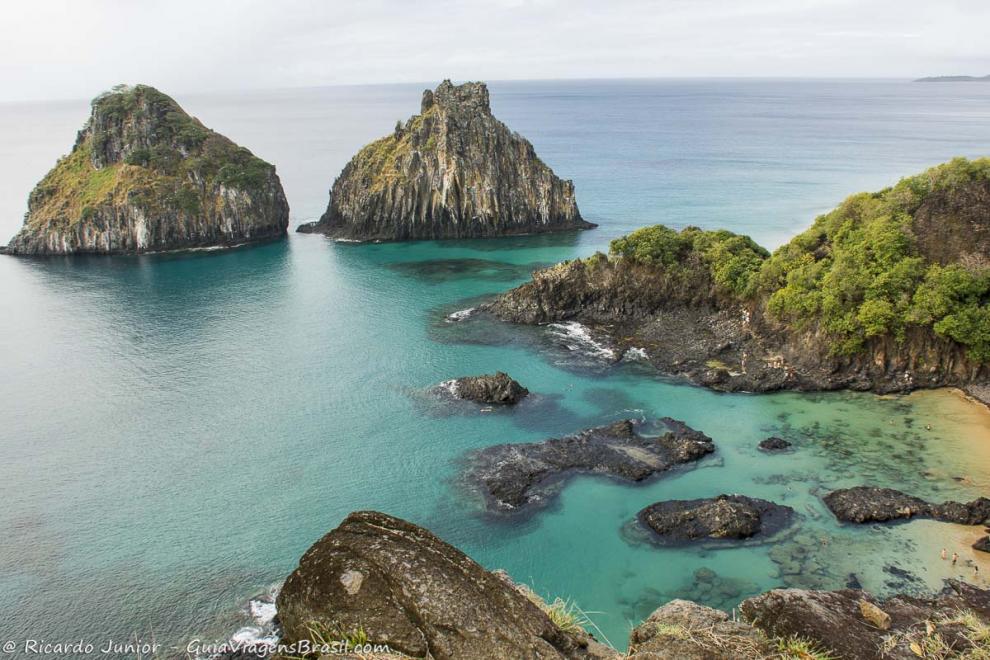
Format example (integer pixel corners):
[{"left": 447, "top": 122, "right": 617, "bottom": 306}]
[{"left": 2, "top": 80, "right": 990, "bottom": 654}]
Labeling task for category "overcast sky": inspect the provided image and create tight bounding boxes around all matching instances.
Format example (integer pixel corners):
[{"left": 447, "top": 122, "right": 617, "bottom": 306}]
[{"left": 2, "top": 0, "right": 988, "bottom": 102}]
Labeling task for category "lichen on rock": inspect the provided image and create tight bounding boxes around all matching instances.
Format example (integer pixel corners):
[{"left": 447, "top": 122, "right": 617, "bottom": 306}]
[
  {"left": 298, "top": 79, "right": 593, "bottom": 241},
  {"left": 5, "top": 84, "right": 289, "bottom": 255}
]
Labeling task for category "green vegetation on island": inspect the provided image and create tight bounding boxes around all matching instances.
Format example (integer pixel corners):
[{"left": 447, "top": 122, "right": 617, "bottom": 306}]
[{"left": 598, "top": 158, "right": 990, "bottom": 360}]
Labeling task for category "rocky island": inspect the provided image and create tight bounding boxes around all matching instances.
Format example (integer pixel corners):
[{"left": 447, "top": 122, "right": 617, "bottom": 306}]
[
  {"left": 4, "top": 84, "right": 289, "bottom": 255},
  {"left": 297, "top": 80, "right": 593, "bottom": 241},
  {"left": 248, "top": 511, "right": 990, "bottom": 660},
  {"left": 637, "top": 494, "right": 794, "bottom": 544},
  {"left": 461, "top": 418, "right": 715, "bottom": 512},
  {"left": 824, "top": 486, "right": 990, "bottom": 526},
  {"left": 487, "top": 158, "right": 990, "bottom": 399},
  {"left": 439, "top": 371, "right": 529, "bottom": 405}
]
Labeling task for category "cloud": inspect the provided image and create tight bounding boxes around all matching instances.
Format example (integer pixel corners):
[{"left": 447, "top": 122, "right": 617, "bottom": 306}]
[{"left": 0, "top": 0, "right": 987, "bottom": 101}]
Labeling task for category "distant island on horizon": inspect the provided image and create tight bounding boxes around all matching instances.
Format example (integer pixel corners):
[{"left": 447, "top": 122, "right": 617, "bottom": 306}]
[{"left": 915, "top": 74, "right": 990, "bottom": 82}]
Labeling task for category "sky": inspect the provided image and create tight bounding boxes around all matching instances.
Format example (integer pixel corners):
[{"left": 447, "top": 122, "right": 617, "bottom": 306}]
[{"left": 1, "top": 0, "right": 988, "bottom": 102}]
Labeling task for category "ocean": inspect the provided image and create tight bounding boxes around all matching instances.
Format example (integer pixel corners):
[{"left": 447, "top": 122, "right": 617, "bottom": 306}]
[{"left": 2, "top": 79, "right": 990, "bottom": 654}]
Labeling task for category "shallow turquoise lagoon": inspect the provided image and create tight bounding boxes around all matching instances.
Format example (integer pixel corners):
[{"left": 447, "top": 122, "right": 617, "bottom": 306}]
[{"left": 2, "top": 80, "right": 990, "bottom": 653}]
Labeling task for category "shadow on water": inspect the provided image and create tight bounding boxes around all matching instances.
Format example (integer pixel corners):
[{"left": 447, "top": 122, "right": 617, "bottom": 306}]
[
  {"left": 8, "top": 240, "right": 294, "bottom": 342},
  {"left": 386, "top": 258, "right": 550, "bottom": 283}
]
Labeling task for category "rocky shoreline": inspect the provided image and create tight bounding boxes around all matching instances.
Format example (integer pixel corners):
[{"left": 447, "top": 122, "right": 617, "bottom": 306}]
[
  {"left": 484, "top": 158, "right": 990, "bottom": 401},
  {"left": 218, "top": 511, "right": 990, "bottom": 660}
]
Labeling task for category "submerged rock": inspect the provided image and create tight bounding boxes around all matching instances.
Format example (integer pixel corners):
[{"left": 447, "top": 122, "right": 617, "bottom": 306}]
[
  {"left": 275, "top": 511, "right": 615, "bottom": 660},
  {"left": 757, "top": 436, "right": 792, "bottom": 452},
  {"left": 5, "top": 84, "right": 288, "bottom": 255},
  {"left": 298, "top": 80, "right": 593, "bottom": 241},
  {"left": 462, "top": 418, "right": 715, "bottom": 512},
  {"left": 823, "top": 486, "right": 990, "bottom": 525},
  {"left": 637, "top": 494, "right": 794, "bottom": 544},
  {"left": 442, "top": 371, "right": 529, "bottom": 405}
]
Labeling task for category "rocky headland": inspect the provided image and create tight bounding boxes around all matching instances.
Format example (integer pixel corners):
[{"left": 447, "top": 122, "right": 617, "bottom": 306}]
[
  {"left": 637, "top": 494, "right": 794, "bottom": 544},
  {"left": 5, "top": 84, "right": 289, "bottom": 255},
  {"left": 440, "top": 371, "right": 529, "bottom": 405},
  {"left": 254, "top": 511, "right": 990, "bottom": 660},
  {"left": 485, "top": 158, "right": 990, "bottom": 400},
  {"left": 297, "top": 80, "right": 593, "bottom": 241},
  {"left": 461, "top": 418, "right": 715, "bottom": 512},
  {"left": 824, "top": 486, "right": 990, "bottom": 526}
]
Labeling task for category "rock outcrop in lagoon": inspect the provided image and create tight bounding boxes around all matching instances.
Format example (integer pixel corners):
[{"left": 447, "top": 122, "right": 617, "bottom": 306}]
[
  {"left": 297, "top": 80, "right": 593, "bottom": 241},
  {"left": 269, "top": 511, "right": 990, "bottom": 660},
  {"left": 5, "top": 85, "right": 288, "bottom": 255},
  {"left": 824, "top": 486, "right": 990, "bottom": 526},
  {"left": 461, "top": 418, "right": 714, "bottom": 513},
  {"left": 637, "top": 494, "right": 794, "bottom": 544},
  {"left": 758, "top": 436, "right": 793, "bottom": 452},
  {"left": 441, "top": 371, "right": 529, "bottom": 405},
  {"left": 486, "top": 158, "right": 990, "bottom": 399}
]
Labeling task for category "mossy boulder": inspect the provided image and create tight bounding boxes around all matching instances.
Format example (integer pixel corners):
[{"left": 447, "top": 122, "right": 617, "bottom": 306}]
[{"left": 5, "top": 84, "right": 289, "bottom": 254}]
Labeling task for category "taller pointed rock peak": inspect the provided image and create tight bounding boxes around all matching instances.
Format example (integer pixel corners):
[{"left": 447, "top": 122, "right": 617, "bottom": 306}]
[
  {"left": 299, "top": 79, "right": 594, "bottom": 241},
  {"left": 422, "top": 79, "right": 491, "bottom": 115},
  {"left": 5, "top": 84, "right": 289, "bottom": 255}
]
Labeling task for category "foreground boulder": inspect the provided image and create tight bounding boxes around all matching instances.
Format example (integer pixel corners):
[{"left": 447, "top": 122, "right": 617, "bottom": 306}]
[
  {"left": 824, "top": 486, "right": 990, "bottom": 525},
  {"left": 740, "top": 579, "right": 990, "bottom": 660},
  {"left": 275, "top": 511, "right": 615, "bottom": 659},
  {"left": 627, "top": 599, "right": 771, "bottom": 659},
  {"left": 298, "top": 80, "right": 593, "bottom": 241},
  {"left": 637, "top": 494, "right": 794, "bottom": 544},
  {"left": 5, "top": 85, "right": 288, "bottom": 255},
  {"left": 462, "top": 419, "right": 715, "bottom": 512},
  {"left": 441, "top": 371, "right": 529, "bottom": 405}
]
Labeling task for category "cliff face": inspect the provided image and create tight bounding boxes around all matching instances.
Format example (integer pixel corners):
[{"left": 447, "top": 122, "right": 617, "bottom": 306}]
[
  {"left": 298, "top": 80, "right": 593, "bottom": 241},
  {"left": 5, "top": 85, "right": 289, "bottom": 255},
  {"left": 487, "top": 159, "right": 990, "bottom": 396}
]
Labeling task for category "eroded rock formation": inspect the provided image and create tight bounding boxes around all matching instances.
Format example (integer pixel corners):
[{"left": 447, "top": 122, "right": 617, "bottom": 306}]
[
  {"left": 461, "top": 418, "right": 715, "bottom": 512},
  {"left": 298, "top": 80, "right": 593, "bottom": 241},
  {"left": 637, "top": 494, "right": 794, "bottom": 544},
  {"left": 5, "top": 85, "right": 288, "bottom": 254}
]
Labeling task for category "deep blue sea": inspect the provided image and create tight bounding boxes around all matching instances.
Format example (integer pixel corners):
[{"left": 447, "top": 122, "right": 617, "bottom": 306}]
[{"left": 2, "top": 79, "right": 990, "bottom": 655}]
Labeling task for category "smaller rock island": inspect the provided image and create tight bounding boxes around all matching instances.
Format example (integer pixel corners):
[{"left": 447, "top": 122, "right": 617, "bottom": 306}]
[
  {"left": 298, "top": 79, "right": 593, "bottom": 241},
  {"left": 5, "top": 84, "right": 289, "bottom": 255},
  {"left": 441, "top": 372, "right": 529, "bottom": 405}
]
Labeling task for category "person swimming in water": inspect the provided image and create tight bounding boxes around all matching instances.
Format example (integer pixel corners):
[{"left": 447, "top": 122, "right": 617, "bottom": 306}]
[{"left": 941, "top": 548, "right": 947, "bottom": 560}]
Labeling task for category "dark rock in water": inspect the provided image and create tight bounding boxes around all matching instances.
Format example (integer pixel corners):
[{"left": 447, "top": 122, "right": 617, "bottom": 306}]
[
  {"left": 462, "top": 418, "right": 715, "bottom": 512},
  {"left": 275, "top": 511, "right": 615, "bottom": 660},
  {"left": 627, "top": 599, "right": 771, "bottom": 659},
  {"left": 443, "top": 371, "right": 529, "bottom": 405},
  {"left": 5, "top": 85, "right": 288, "bottom": 255},
  {"left": 845, "top": 573, "right": 863, "bottom": 589},
  {"left": 823, "top": 486, "right": 990, "bottom": 525},
  {"left": 298, "top": 80, "right": 593, "bottom": 241},
  {"left": 637, "top": 494, "right": 794, "bottom": 544},
  {"left": 757, "top": 436, "right": 792, "bottom": 452},
  {"left": 974, "top": 536, "right": 990, "bottom": 553},
  {"left": 740, "top": 579, "right": 990, "bottom": 660}
]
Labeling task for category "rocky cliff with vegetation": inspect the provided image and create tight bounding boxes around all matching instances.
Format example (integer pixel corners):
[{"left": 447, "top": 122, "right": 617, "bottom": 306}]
[
  {"left": 259, "top": 511, "right": 990, "bottom": 660},
  {"left": 487, "top": 158, "right": 990, "bottom": 398},
  {"left": 297, "top": 80, "right": 592, "bottom": 241},
  {"left": 4, "top": 84, "right": 289, "bottom": 255}
]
